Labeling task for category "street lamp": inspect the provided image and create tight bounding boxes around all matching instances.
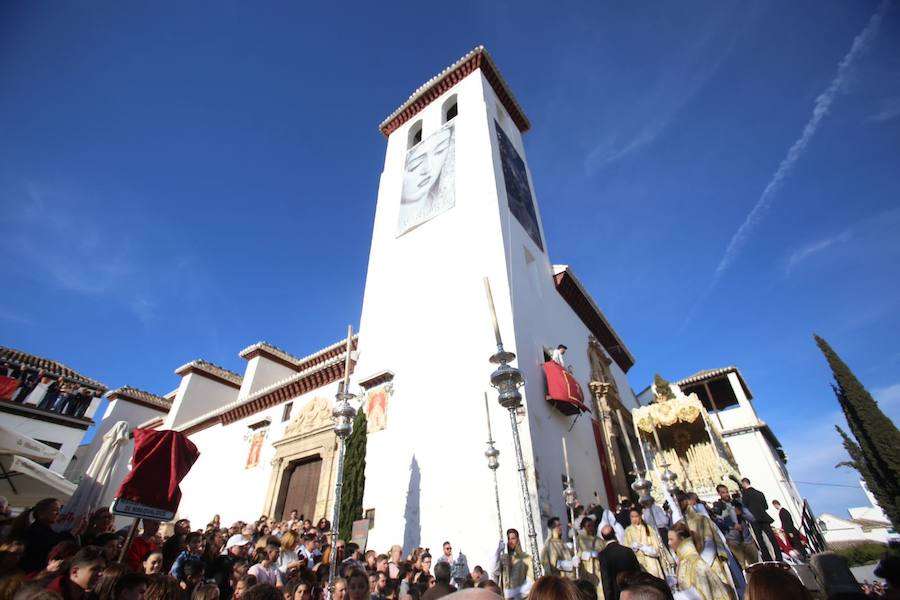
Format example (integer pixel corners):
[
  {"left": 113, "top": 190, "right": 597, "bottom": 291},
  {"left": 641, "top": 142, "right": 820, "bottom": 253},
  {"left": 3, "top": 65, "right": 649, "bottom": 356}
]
[
  {"left": 484, "top": 278, "right": 544, "bottom": 578},
  {"left": 329, "top": 326, "right": 357, "bottom": 595}
]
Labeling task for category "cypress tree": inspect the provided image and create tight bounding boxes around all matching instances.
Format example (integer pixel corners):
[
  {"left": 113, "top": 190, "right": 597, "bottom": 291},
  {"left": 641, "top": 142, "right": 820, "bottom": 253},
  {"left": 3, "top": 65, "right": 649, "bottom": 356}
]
[
  {"left": 653, "top": 373, "right": 675, "bottom": 401},
  {"left": 815, "top": 335, "right": 900, "bottom": 530},
  {"left": 338, "top": 408, "right": 368, "bottom": 541}
]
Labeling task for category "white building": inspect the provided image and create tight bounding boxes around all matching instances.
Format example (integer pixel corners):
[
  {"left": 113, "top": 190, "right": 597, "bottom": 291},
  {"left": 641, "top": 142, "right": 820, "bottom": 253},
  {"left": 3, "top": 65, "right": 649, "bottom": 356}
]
[
  {"left": 84, "top": 48, "right": 644, "bottom": 568},
  {"left": 352, "top": 46, "right": 641, "bottom": 566},
  {"left": 818, "top": 480, "right": 898, "bottom": 545},
  {"left": 0, "top": 346, "right": 106, "bottom": 477},
  {"left": 644, "top": 366, "right": 808, "bottom": 528}
]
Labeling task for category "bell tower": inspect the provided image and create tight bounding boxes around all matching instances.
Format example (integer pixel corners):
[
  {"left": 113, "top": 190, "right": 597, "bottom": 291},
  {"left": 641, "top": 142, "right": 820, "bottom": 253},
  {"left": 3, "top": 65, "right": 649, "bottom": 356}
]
[{"left": 353, "top": 47, "right": 614, "bottom": 564}]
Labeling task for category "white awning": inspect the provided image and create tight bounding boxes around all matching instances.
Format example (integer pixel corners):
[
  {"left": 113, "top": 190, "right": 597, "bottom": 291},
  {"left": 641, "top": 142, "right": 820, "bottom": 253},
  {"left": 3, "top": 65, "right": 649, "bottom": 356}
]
[
  {"left": 0, "top": 454, "right": 76, "bottom": 507},
  {"left": 0, "top": 424, "right": 65, "bottom": 463}
]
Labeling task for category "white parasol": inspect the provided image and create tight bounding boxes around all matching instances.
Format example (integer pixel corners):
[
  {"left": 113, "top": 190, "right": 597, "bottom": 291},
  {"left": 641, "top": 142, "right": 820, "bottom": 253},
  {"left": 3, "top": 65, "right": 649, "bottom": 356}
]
[{"left": 55, "top": 421, "right": 129, "bottom": 531}]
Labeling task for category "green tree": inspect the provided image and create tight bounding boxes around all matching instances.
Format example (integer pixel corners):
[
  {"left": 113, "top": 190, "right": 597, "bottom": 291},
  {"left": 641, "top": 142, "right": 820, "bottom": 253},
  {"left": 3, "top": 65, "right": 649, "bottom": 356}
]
[
  {"left": 339, "top": 408, "right": 368, "bottom": 541},
  {"left": 653, "top": 373, "right": 675, "bottom": 401},
  {"left": 816, "top": 335, "right": 900, "bottom": 530}
]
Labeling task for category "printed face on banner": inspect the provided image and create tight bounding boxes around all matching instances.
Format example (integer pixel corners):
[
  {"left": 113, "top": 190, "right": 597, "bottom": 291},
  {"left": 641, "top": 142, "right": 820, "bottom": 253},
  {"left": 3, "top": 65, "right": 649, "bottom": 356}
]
[
  {"left": 494, "top": 120, "right": 543, "bottom": 251},
  {"left": 397, "top": 122, "right": 456, "bottom": 236},
  {"left": 366, "top": 388, "right": 388, "bottom": 433}
]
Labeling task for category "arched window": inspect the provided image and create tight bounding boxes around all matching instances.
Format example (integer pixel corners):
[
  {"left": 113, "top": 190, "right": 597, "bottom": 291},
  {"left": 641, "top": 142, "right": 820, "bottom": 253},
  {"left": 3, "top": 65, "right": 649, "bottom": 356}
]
[
  {"left": 408, "top": 121, "right": 423, "bottom": 148},
  {"left": 443, "top": 95, "right": 458, "bottom": 123}
]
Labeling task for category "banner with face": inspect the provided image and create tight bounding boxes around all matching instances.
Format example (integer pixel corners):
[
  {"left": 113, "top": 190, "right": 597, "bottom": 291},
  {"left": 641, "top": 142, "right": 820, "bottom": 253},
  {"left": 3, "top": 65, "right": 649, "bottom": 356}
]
[{"left": 397, "top": 122, "right": 456, "bottom": 236}]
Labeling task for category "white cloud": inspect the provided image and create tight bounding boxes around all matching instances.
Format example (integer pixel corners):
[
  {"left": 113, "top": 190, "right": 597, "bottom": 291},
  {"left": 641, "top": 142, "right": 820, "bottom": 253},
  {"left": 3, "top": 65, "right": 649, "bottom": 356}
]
[
  {"left": 0, "top": 307, "right": 33, "bottom": 325},
  {"left": 584, "top": 3, "right": 744, "bottom": 172},
  {"left": 867, "top": 96, "right": 900, "bottom": 122},
  {"left": 784, "top": 230, "right": 853, "bottom": 275},
  {"left": 873, "top": 382, "right": 900, "bottom": 410},
  {"left": 682, "top": 0, "right": 889, "bottom": 328}
]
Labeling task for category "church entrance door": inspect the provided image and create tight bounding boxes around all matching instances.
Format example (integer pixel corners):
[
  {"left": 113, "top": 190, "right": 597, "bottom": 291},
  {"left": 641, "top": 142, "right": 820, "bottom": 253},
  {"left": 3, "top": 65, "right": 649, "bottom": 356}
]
[{"left": 278, "top": 456, "right": 322, "bottom": 521}]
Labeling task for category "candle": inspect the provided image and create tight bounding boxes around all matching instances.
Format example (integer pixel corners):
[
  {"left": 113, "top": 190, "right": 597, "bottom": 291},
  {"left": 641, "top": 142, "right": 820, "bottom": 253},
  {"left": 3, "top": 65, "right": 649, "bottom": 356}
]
[
  {"left": 484, "top": 392, "right": 494, "bottom": 440},
  {"left": 651, "top": 426, "right": 663, "bottom": 453},
  {"left": 483, "top": 277, "right": 503, "bottom": 347},
  {"left": 341, "top": 325, "right": 354, "bottom": 390},
  {"left": 562, "top": 437, "right": 571, "bottom": 481},
  {"left": 633, "top": 418, "right": 650, "bottom": 472},
  {"left": 615, "top": 410, "right": 639, "bottom": 469}
]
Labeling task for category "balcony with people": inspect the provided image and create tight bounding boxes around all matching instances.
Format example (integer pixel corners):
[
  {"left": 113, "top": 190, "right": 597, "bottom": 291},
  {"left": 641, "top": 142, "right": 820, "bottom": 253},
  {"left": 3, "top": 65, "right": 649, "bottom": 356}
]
[{"left": 0, "top": 346, "right": 106, "bottom": 424}]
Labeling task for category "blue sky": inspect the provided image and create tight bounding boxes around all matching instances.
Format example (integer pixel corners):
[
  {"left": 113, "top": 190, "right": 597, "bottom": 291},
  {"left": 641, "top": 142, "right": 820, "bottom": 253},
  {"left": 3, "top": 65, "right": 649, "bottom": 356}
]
[{"left": 2, "top": 1, "right": 898, "bottom": 517}]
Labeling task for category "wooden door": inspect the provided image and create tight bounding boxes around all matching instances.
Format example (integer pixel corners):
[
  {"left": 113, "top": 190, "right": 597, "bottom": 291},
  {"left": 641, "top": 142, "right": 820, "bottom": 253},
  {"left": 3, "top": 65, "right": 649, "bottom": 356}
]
[
  {"left": 591, "top": 419, "right": 617, "bottom": 508},
  {"left": 279, "top": 456, "right": 323, "bottom": 521}
]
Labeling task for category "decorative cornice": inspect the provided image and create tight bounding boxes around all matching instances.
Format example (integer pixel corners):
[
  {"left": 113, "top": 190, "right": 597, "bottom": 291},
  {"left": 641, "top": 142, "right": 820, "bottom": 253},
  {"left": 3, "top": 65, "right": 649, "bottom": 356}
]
[
  {"left": 552, "top": 265, "right": 635, "bottom": 373},
  {"left": 357, "top": 370, "right": 394, "bottom": 390},
  {"left": 379, "top": 46, "right": 530, "bottom": 137},
  {"left": 177, "top": 339, "right": 357, "bottom": 437},
  {"left": 239, "top": 336, "right": 359, "bottom": 374},
  {"left": 175, "top": 360, "right": 243, "bottom": 389}
]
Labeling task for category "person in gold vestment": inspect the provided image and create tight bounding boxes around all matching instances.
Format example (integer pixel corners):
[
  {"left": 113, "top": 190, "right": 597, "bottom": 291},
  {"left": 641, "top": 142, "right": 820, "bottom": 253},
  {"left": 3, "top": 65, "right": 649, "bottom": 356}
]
[
  {"left": 493, "top": 528, "right": 533, "bottom": 600},
  {"left": 541, "top": 517, "right": 576, "bottom": 579},
  {"left": 575, "top": 517, "right": 605, "bottom": 598},
  {"left": 623, "top": 508, "right": 665, "bottom": 579},
  {"left": 678, "top": 493, "right": 731, "bottom": 588},
  {"left": 668, "top": 522, "right": 734, "bottom": 600}
]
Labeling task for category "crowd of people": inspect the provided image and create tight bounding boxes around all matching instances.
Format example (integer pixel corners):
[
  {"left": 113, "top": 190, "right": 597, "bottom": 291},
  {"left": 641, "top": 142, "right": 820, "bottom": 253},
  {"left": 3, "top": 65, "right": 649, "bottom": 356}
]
[
  {"left": 0, "top": 484, "right": 895, "bottom": 600},
  {"left": 0, "top": 362, "right": 100, "bottom": 418}
]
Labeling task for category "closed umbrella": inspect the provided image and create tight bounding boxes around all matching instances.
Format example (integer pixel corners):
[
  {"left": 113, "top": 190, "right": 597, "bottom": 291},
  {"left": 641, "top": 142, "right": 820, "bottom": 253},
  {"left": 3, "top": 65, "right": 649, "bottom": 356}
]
[{"left": 56, "top": 421, "right": 129, "bottom": 532}]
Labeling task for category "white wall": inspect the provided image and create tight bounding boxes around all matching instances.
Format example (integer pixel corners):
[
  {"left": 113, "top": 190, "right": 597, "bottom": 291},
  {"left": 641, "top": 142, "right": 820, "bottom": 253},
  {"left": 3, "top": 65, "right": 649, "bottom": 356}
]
[
  {"left": 819, "top": 513, "right": 895, "bottom": 544},
  {"left": 176, "top": 382, "right": 341, "bottom": 527},
  {"left": 727, "top": 430, "right": 804, "bottom": 526},
  {"left": 354, "top": 69, "right": 628, "bottom": 567},
  {"left": 238, "top": 356, "right": 296, "bottom": 400},
  {"left": 164, "top": 373, "right": 239, "bottom": 430}
]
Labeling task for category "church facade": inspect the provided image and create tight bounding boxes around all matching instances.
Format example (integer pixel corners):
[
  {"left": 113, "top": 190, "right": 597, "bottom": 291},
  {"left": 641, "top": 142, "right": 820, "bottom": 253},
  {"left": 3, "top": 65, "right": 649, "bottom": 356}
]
[{"left": 81, "top": 47, "right": 645, "bottom": 567}]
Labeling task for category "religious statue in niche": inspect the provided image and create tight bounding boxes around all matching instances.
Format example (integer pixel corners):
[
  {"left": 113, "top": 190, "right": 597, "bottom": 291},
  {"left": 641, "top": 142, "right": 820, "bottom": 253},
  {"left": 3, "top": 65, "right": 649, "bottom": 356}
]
[
  {"left": 397, "top": 121, "right": 456, "bottom": 237},
  {"left": 366, "top": 386, "right": 389, "bottom": 433},
  {"left": 587, "top": 335, "right": 620, "bottom": 411},
  {"left": 246, "top": 430, "right": 265, "bottom": 469}
]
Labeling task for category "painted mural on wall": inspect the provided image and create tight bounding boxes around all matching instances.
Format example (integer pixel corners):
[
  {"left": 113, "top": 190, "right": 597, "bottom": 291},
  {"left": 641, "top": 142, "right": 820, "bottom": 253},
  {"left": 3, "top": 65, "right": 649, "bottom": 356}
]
[
  {"left": 246, "top": 430, "right": 265, "bottom": 469},
  {"left": 494, "top": 120, "right": 543, "bottom": 251},
  {"left": 366, "top": 387, "right": 388, "bottom": 433},
  {"left": 397, "top": 122, "right": 456, "bottom": 237}
]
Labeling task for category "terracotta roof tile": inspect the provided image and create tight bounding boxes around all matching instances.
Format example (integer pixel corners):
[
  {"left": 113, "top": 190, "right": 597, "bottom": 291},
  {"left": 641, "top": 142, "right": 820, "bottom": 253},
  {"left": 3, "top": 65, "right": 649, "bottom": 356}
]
[
  {"left": 0, "top": 345, "right": 106, "bottom": 391},
  {"left": 107, "top": 386, "right": 172, "bottom": 411},
  {"left": 174, "top": 359, "right": 243, "bottom": 386}
]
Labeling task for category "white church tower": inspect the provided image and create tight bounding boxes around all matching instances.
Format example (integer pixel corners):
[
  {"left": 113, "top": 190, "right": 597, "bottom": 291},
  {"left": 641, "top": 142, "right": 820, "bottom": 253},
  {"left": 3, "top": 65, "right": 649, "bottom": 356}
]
[{"left": 354, "top": 47, "right": 636, "bottom": 567}]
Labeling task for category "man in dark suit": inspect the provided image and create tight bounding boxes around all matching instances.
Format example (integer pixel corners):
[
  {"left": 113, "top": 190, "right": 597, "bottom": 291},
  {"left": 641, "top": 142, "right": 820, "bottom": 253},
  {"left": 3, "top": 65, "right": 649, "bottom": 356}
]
[
  {"left": 772, "top": 500, "right": 806, "bottom": 559},
  {"left": 421, "top": 561, "right": 455, "bottom": 600},
  {"left": 739, "top": 478, "right": 783, "bottom": 561},
  {"left": 598, "top": 524, "right": 641, "bottom": 600}
]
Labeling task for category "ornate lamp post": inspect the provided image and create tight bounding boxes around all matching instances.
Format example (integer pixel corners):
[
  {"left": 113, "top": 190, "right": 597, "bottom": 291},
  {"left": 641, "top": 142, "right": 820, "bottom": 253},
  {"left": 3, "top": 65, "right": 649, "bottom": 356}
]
[
  {"left": 484, "top": 278, "right": 543, "bottom": 578},
  {"left": 561, "top": 438, "right": 579, "bottom": 578},
  {"left": 329, "top": 326, "right": 357, "bottom": 595},
  {"left": 484, "top": 393, "right": 504, "bottom": 543}
]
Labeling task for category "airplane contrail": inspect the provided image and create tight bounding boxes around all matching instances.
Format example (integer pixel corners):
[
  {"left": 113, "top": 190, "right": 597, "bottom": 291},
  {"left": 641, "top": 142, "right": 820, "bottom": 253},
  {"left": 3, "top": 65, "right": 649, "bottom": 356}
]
[{"left": 683, "top": 0, "right": 890, "bottom": 328}]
